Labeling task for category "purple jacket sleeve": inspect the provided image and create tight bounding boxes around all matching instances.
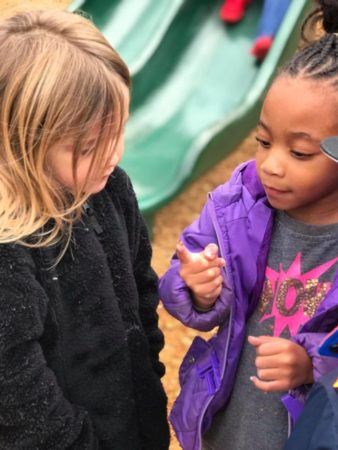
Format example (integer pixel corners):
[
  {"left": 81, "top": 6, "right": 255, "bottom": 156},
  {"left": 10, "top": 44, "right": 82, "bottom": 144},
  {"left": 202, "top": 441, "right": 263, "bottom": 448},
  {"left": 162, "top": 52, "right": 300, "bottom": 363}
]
[
  {"left": 159, "top": 201, "right": 233, "bottom": 332},
  {"left": 293, "top": 332, "right": 338, "bottom": 382}
]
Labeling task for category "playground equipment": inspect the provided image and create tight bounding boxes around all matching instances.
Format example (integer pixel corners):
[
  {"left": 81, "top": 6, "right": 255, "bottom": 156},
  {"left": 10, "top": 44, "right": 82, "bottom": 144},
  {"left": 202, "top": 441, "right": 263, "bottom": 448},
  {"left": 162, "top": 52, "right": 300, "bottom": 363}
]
[
  {"left": 70, "top": 0, "right": 309, "bottom": 226},
  {"left": 220, "top": 0, "right": 293, "bottom": 61}
]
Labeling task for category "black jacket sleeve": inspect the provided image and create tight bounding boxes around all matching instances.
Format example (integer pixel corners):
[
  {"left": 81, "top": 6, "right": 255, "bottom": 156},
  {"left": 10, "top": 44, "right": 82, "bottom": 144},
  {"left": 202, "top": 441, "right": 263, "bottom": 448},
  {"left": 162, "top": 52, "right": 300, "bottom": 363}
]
[
  {"left": 133, "top": 213, "right": 166, "bottom": 377},
  {"left": 0, "top": 248, "right": 99, "bottom": 449},
  {"left": 111, "top": 168, "right": 166, "bottom": 378}
]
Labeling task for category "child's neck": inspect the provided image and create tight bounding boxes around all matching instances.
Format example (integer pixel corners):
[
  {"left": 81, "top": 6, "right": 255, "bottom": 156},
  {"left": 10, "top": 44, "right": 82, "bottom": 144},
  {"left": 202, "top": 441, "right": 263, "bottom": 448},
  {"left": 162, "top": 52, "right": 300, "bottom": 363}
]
[{"left": 285, "top": 205, "right": 338, "bottom": 226}]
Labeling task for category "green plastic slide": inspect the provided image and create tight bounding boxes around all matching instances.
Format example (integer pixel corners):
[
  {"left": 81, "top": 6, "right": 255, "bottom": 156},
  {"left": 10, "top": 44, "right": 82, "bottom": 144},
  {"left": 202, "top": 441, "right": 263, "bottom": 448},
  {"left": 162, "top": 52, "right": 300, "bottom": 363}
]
[{"left": 70, "top": 0, "right": 309, "bottom": 223}]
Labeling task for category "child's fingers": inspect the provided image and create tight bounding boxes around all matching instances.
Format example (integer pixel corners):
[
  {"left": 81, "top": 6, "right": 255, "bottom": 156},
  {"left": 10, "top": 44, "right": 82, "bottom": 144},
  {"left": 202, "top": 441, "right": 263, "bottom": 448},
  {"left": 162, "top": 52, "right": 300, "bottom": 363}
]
[
  {"left": 180, "top": 257, "right": 225, "bottom": 277},
  {"left": 176, "top": 242, "right": 196, "bottom": 264},
  {"left": 255, "top": 354, "right": 280, "bottom": 370},
  {"left": 177, "top": 242, "right": 225, "bottom": 269},
  {"left": 248, "top": 335, "right": 287, "bottom": 356},
  {"left": 256, "top": 340, "right": 291, "bottom": 358},
  {"left": 192, "top": 276, "right": 223, "bottom": 298},
  {"left": 254, "top": 343, "right": 283, "bottom": 357},
  {"left": 248, "top": 335, "right": 273, "bottom": 346},
  {"left": 250, "top": 376, "right": 285, "bottom": 393},
  {"left": 184, "top": 267, "right": 222, "bottom": 285},
  {"left": 177, "top": 241, "right": 225, "bottom": 267},
  {"left": 255, "top": 368, "right": 282, "bottom": 381},
  {"left": 194, "top": 284, "right": 223, "bottom": 309},
  {"left": 204, "top": 284, "right": 223, "bottom": 300},
  {"left": 203, "top": 243, "right": 219, "bottom": 261}
]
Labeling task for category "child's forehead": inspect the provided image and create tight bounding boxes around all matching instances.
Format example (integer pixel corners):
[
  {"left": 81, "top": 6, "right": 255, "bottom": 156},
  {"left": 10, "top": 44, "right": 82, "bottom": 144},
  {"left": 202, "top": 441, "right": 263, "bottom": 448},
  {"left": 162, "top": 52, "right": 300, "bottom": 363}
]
[
  {"left": 79, "top": 123, "right": 115, "bottom": 146},
  {"left": 59, "top": 121, "right": 114, "bottom": 148},
  {"left": 59, "top": 82, "right": 130, "bottom": 145},
  {"left": 261, "top": 76, "right": 338, "bottom": 134},
  {"left": 265, "top": 75, "right": 338, "bottom": 109}
]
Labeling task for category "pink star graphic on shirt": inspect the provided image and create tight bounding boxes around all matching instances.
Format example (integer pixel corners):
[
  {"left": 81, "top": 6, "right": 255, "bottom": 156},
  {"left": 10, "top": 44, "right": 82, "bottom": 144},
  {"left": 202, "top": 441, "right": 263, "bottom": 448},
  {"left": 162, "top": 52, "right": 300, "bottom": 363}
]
[{"left": 260, "top": 253, "right": 338, "bottom": 336}]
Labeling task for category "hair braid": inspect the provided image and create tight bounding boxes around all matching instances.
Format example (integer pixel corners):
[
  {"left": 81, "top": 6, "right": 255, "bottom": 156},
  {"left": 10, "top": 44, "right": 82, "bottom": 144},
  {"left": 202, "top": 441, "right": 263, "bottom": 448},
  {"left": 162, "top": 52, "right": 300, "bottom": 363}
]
[{"left": 281, "top": 1, "right": 338, "bottom": 84}]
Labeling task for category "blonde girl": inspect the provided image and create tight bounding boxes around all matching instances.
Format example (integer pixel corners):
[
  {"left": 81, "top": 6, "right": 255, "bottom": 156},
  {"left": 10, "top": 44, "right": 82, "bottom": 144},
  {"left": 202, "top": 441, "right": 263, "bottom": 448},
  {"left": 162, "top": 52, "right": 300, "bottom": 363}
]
[{"left": 0, "top": 10, "right": 169, "bottom": 449}]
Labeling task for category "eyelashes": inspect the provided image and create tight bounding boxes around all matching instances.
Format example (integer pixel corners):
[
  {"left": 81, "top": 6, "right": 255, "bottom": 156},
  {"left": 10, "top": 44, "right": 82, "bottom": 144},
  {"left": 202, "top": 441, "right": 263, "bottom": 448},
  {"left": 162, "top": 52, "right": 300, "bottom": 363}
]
[
  {"left": 255, "top": 136, "right": 270, "bottom": 148},
  {"left": 255, "top": 137, "right": 314, "bottom": 160}
]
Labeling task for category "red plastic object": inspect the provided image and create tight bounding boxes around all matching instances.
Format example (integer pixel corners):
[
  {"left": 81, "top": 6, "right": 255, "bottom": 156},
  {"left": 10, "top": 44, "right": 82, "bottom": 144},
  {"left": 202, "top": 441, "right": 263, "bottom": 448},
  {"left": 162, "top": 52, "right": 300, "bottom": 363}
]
[
  {"left": 220, "top": 0, "right": 252, "bottom": 23},
  {"left": 250, "top": 35, "right": 274, "bottom": 60}
]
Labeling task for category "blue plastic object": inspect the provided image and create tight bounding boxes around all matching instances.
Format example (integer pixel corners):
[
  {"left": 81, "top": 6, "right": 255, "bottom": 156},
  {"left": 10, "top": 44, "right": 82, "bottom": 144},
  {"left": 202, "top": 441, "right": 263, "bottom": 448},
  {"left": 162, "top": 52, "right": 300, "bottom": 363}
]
[
  {"left": 319, "top": 328, "right": 338, "bottom": 358},
  {"left": 320, "top": 136, "right": 338, "bottom": 162},
  {"left": 257, "top": 0, "right": 292, "bottom": 38}
]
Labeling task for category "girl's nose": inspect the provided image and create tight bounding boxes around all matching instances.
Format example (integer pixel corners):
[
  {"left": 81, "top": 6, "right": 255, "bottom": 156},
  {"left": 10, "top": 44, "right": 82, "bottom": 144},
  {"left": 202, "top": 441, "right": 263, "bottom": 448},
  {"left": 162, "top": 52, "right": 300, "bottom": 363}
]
[{"left": 260, "top": 151, "right": 285, "bottom": 177}]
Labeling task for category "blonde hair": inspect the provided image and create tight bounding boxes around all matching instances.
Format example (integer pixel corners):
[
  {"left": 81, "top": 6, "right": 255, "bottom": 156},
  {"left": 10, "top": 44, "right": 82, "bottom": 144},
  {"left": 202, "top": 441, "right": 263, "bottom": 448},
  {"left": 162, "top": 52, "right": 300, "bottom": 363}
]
[{"left": 0, "top": 9, "right": 130, "bottom": 248}]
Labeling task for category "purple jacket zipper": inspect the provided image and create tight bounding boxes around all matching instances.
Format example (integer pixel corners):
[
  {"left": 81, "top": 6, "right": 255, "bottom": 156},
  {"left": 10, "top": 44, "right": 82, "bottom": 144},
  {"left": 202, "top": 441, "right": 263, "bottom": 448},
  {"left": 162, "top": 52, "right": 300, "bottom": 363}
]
[{"left": 195, "top": 195, "right": 235, "bottom": 449}]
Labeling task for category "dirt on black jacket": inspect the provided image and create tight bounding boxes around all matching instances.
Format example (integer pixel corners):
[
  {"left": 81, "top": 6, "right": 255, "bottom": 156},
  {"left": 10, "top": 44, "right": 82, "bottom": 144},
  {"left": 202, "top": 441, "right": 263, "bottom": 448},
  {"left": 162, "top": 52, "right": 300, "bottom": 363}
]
[{"left": 0, "top": 167, "right": 170, "bottom": 449}]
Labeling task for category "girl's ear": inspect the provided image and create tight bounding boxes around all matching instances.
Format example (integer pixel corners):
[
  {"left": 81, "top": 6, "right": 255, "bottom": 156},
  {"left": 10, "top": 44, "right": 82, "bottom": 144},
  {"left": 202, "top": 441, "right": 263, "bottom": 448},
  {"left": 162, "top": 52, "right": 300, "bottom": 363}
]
[{"left": 320, "top": 136, "right": 338, "bottom": 162}]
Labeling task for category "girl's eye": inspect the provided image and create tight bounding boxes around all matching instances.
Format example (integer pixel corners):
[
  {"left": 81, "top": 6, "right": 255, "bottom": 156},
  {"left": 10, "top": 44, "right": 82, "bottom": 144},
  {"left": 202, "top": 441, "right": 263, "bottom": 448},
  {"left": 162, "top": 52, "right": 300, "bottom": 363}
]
[
  {"left": 290, "top": 150, "right": 313, "bottom": 160},
  {"left": 255, "top": 136, "right": 270, "bottom": 149}
]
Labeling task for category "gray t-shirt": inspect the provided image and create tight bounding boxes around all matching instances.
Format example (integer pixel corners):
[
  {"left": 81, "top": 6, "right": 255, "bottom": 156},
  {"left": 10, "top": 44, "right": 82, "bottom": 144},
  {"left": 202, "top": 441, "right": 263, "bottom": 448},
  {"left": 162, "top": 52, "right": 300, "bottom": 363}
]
[{"left": 203, "top": 211, "right": 338, "bottom": 450}]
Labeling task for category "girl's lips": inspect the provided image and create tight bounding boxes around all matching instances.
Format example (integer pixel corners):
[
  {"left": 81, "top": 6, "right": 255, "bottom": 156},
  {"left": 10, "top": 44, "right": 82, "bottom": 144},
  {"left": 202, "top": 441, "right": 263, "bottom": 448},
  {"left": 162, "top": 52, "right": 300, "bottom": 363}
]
[{"left": 264, "top": 185, "right": 290, "bottom": 196}]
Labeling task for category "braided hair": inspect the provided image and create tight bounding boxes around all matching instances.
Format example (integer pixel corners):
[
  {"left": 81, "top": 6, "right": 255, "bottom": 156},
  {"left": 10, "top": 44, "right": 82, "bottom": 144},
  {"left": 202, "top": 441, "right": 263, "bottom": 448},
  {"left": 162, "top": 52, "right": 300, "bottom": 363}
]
[{"left": 282, "top": 1, "right": 338, "bottom": 81}]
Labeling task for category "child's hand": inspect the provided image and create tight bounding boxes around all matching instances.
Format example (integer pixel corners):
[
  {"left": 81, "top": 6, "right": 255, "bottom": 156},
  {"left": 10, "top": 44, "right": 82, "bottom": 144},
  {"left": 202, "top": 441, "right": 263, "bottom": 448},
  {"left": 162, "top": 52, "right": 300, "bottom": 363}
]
[
  {"left": 248, "top": 335, "right": 314, "bottom": 392},
  {"left": 176, "top": 241, "right": 225, "bottom": 310}
]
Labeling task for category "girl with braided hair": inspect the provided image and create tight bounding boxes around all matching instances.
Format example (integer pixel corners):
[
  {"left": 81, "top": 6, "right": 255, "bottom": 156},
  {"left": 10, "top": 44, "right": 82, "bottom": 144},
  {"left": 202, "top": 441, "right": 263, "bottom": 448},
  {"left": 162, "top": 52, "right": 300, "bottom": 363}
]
[{"left": 160, "top": 1, "right": 338, "bottom": 449}]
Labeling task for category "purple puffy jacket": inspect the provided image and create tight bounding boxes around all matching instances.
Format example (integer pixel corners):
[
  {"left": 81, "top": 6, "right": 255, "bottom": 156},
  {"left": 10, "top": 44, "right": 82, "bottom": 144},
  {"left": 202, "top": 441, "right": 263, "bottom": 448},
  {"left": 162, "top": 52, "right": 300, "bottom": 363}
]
[{"left": 160, "top": 160, "right": 338, "bottom": 450}]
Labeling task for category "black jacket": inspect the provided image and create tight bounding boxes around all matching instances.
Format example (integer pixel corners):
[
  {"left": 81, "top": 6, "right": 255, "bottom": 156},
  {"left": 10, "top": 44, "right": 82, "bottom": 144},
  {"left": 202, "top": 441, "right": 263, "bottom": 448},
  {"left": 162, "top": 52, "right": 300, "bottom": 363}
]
[{"left": 0, "top": 167, "right": 170, "bottom": 449}]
